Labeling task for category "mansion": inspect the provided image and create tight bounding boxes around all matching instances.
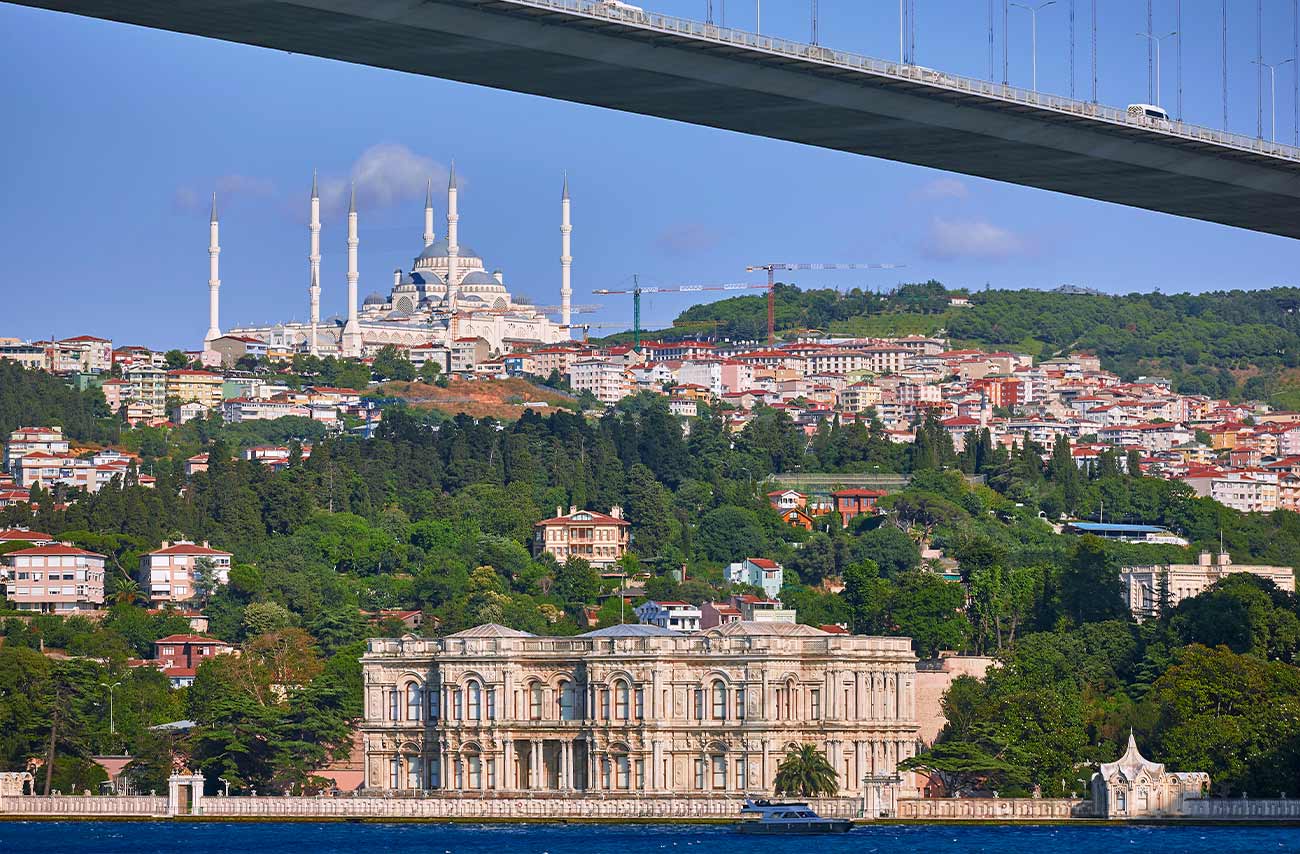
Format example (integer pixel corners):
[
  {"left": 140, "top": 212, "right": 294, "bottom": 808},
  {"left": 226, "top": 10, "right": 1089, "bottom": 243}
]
[{"left": 360, "top": 621, "right": 920, "bottom": 800}]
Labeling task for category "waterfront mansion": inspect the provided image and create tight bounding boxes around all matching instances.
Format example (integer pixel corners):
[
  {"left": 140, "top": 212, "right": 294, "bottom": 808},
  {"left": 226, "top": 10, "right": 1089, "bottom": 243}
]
[{"left": 360, "top": 621, "right": 919, "bottom": 799}]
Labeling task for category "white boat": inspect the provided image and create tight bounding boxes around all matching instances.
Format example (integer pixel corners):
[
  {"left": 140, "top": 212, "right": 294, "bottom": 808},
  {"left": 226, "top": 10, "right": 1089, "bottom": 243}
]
[{"left": 736, "top": 799, "right": 853, "bottom": 834}]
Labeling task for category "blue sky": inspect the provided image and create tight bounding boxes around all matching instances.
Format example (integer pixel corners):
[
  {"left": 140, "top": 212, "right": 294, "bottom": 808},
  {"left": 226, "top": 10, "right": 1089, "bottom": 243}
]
[{"left": 3, "top": 0, "right": 1300, "bottom": 348}]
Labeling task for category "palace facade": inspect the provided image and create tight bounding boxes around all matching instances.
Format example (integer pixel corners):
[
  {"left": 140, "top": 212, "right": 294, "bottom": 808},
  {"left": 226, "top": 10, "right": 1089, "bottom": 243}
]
[{"left": 360, "top": 621, "right": 920, "bottom": 798}]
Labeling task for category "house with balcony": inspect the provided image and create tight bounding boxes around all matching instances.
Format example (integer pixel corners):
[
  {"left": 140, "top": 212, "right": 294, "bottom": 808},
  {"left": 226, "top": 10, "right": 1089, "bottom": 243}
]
[
  {"left": 633, "top": 600, "right": 701, "bottom": 632},
  {"left": 533, "top": 506, "right": 630, "bottom": 569},
  {"left": 140, "top": 541, "right": 233, "bottom": 605}
]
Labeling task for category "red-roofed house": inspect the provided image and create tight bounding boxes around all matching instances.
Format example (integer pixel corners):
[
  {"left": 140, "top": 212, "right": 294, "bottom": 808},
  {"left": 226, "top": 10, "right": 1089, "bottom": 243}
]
[
  {"left": 140, "top": 541, "right": 233, "bottom": 605},
  {"left": 1, "top": 543, "right": 106, "bottom": 612},
  {"left": 151, "top": 634, "right": 236, "bottom": 687},
  {"left": 0, "top": 528, "right": 54, "bottom": 546},
  {"left": 832, "top": 488, "right": 887, "bottom": 527},
  {"left": 533, "top": 505, "right": 630, "bottom": 568},
  {"left": 725, "top": 558, "right": 785, "bottom": 598}
]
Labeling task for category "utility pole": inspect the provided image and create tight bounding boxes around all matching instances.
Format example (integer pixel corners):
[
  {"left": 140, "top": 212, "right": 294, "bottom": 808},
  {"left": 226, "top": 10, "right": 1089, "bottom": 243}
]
[
  {"left": 1011, "top": 1, "right": 1056, "bottom": 92},
  {"left": 1254, "top": 58, "right": 1295, "bottom": 143}
]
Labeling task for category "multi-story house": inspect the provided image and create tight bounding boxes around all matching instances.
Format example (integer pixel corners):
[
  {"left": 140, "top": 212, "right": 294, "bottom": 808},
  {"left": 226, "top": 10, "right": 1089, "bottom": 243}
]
[
  {"left": 634, "top": 600, "right": 702, "bottom": 631},
  {"left": 151, "top": 634, "right": 236, "bottom": 688},
  {"left": 141, "top": 541, "right": 233, "bottom": 605},
  {"left": 4, "top": 427, "right": 69, "bottom": 472},
  {"left": 359, "top": 621, "right": 919, "bottom": 807},
  {"left": 124, "top": 365, "right": 167, "bottom": 418},
  {"left": 165, "top": 369, "right": 225, "bottom": 410},
  {"left": 725, "top": 558, "right": 784, "bottom": 598},
  {"left": 832, "top": 489, "right": 886, "bottom": 527},
  {"left": 568, "top": 359, "right": 632, "bottom": 405},
  {"left": 1, "top": 543, "right": 106, "bottom": 612},
  {"left": 533, "top": 506, "right": 630, "bottom": 568}
]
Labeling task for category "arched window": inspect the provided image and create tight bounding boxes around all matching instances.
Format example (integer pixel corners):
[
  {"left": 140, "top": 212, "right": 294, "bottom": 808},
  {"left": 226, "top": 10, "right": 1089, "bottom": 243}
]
[
  {"left": 558, "top": 680, "right": 576, "bottom": 721},
  {"left": 711, "top": 680, "right": 727, "bottom": 720},
  {"left": 467, "top": 680, "right": 482, "bottom": 721},
  {"left": 406, "top": 683, "right": 422, "bottom": 721},
  {"left": 464, "top": 746, "right": 483, "bottom": 789},
  {"left": 610, "top": 745, "right": 631, "bottom": 790},
  {"left": 709, "top": 744, "right": 728, "bottom": 790},
  {"left": 614, "top": 679, "right": 630, "bottom": 720},
  {"left": 529, "top": 682, "right": 543, "bottom": 721}
]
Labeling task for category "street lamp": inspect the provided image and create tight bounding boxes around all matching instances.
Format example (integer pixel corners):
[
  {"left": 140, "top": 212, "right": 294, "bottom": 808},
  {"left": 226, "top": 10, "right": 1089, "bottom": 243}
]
[
  {"left": 1010, "top": 1, "right": 1056, "bottom": 91},
  {"left": 1253, "top": 58, "right": 1296, "bottom": 143},
  {"left": 99, "top": 680, "right": 122, "bottom": 738},
  {"left": 1136, "top": 31, "right": 1179, "bottom": 110}
]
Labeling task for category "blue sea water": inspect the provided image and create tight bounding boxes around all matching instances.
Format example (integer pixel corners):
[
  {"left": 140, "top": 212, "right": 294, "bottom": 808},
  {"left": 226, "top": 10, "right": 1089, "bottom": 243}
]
[{"left": 1, "top": 821, "right": 1298, "bottom": 854}]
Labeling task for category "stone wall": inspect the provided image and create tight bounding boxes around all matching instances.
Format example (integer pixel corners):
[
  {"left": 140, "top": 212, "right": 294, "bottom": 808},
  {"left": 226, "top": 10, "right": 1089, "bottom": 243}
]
[
  {"left": 0, "top": 795, "right": 167, "bottom": 816},
  {"left": 896, "top": 797, "right": 1091, "bottom": 820},
  {"left": 1182, "top": 798, "right": 1300, "bottom": 819}
]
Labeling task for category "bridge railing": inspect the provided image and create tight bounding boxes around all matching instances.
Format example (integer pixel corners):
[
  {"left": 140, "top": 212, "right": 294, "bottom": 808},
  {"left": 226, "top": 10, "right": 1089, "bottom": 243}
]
[{"left": 497, "top": 0, "right": 1300, "bottom": 164}]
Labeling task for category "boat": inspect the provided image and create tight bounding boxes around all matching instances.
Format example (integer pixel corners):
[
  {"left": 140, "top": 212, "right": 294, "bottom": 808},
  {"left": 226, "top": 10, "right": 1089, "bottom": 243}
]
[{"left": 736, "top": 799, "right": 854, "bottom": 833}]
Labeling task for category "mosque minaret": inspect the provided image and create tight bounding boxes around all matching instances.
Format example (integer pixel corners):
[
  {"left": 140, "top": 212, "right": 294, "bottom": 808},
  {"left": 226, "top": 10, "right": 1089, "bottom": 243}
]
[
  {"left": 308, "top": 171, "right": 322, "bottom": 356},
  {"left": 204, "top": 192, "right": 222, "bottom": 347},
  {"left": 340, "top": 183, "right": 364, "bottom": 357},
  {"left": 215, "top": 165, "right": 574, "bottom": 358}
]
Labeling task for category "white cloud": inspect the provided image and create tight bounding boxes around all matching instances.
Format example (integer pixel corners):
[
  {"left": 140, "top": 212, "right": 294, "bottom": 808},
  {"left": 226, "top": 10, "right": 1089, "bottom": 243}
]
[
  {"left": 914, "top": 177, "right": 969, "bottom": 201},
  {"left": 215, "top": 173, "right": 275, "bottom": 197},
  {"left": 655, "top": 222, "right": 721, "bottom": 255},
  {"left": 173, "top": 173, "right": 274, "bottom": 216},
  {"left": 923, "top": 217, "right": 1029, "bottom": 261},
  {"left": 319, "top": 144, "right": 450, "bottom": 214}
]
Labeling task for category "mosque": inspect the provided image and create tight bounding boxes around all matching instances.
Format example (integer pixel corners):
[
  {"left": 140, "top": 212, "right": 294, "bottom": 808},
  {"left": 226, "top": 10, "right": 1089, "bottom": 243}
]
[{"left": 203, "top": 166, "right": 575, "bottom": 358}]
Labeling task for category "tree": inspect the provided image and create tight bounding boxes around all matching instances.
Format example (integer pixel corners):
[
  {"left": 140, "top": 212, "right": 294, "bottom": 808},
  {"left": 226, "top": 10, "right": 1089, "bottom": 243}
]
[
  {"left": 888, "top": 571, "right": 970, "bottom": 658},
  {"left": 1053, "top": 535, "right": 1126, "bottom": 625},
  {"left": 773, "top": 744, "right": 839, "bottom": 796},
  {"left": 553, "top": 557, "right": 599, "bottom": 607},
  {"left": 372, "top": 345, "right": 416, "bottom": 382},
  {"left": 697, "top": 506, "right": 767, "bottom": 562},
  {"left": 898, "top": 741, "right": 1016, "bottom": 796},
  {"left": 241, "top": 602, "right": 295, "bottom": 638},
  {"left": 418, "top": 359, "right": 442, "bottom": 384},
  {"left": 841, "top": 560, "right": 888, "bottom": 634}
]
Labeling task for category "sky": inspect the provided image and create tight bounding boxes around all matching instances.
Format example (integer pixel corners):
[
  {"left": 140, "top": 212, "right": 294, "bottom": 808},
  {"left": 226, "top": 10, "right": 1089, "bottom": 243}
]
[{"left": 3, "top": 0, "right": 1300, "bottom": 349}]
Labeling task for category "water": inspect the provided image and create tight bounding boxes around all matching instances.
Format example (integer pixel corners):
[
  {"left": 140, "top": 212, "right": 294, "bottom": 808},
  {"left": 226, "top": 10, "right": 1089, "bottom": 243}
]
[{"left": 1, "top": 821, "right": 1297, "bottom": 854}]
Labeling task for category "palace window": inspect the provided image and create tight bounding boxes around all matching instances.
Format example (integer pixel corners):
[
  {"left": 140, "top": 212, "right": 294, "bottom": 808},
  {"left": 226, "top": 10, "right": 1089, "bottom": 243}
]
[
  {"left": 388, "top": 690, "right": 400, "bottom": 721},
  {"left": 600, "top": 689, "right": 610, "bottom": 720},
  {"left": 615, "top": 680, "right": 630, "bottom": 720},
  {"left": 693, "top": 687, "right": 705, "bottom": 721},
  {"left": 486, "top": 687, "right": 497, "bottom": 721},
  {"left": 388, "top": 758, "right": 400, "bottom": 789},
  {"left": 558, "top": 680, "right": 577, "bottom": 721},
  {"left": 427, "top": 686, "right": 440, "bottom": 720},
  {"left": 466, "top": 753, "right": 482, "bottom": 789},
  {"left": 467, "top": 681, "right": 481, "bottom": 721},
  {"left": 736, "top": 687, "right": 746, "bottom": 719},
  {"left": 529, "top": 683, "right": 543, "bottom": 720},
  {"left": 711, "top": 755, "right": 726, "bottom": 790},
  {"left": 711, "top": 681, "right": 726, "bottom": 720},
  {"left": 406, "top": 756, "right": 423, "bottom": 789},
  {"left": 615, "top": 754, "right": 631, "bottom": 790},
  {"left": 634, "top": 687, "right": 645, "bottom": 720},
  {"left": 693, "top": 758, "right": 706, "bottom": 790},
  {"left": 453, "top": 689, "right": 464, "bottom": 721},
  {"left": 406, "top": 683, "right": 422, "bottom": 721},
  {"left": 773, "top": 688, "right": 783, "bottom": 720},
  {"left": 810, "top": 688, "right": 822, "bottom": 720}
]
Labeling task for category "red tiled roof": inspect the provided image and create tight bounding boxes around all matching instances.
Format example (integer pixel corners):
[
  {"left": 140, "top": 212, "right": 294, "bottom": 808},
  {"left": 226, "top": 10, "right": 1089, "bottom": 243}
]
[
  {"left": 5, "top": 543, "right": 104, "bottom": 558},
  {"left": 148, "top": 543, "right": 232, "bottom": 557},
  {"left": 747, "top": 558, "right": 780, "bottom": 569},
  {"left": 155, "top": 634, "right": 232, "bottom": 645},
  {"left": 536, "top": 510, "right": 630, "bottom": 527},
  {"left": 0, "top": 529, "right": 51, "bottom": 540}
]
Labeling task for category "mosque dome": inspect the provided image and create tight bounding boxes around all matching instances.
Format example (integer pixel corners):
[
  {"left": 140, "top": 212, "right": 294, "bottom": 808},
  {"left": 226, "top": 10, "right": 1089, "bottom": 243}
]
[
  {"left": 363, "top": 292, "right": 387, "bottom": 306},
  {"left": 416, "top": 238, "right": 479, "bottom": 262},
  {"left": 409, "top": 270, "right": 445, "bottom": 286}
]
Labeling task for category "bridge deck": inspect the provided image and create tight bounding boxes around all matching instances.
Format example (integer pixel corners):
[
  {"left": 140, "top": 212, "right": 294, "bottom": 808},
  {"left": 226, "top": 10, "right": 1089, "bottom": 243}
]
[{"left": 16, "top": 0, "right": 1300, "bottom": 238}]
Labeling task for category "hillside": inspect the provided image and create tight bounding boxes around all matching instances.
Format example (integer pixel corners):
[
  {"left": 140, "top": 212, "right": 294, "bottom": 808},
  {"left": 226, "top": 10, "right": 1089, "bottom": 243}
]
[
  {"left": 380, "top": 377, "right": 576, "bottom": 420},
  {"left": 669, "top": 282, "right": 1300, "bottom": 401}
]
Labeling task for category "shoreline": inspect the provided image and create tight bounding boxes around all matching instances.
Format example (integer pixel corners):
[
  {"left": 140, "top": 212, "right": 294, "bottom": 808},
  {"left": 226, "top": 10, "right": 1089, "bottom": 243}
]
[{"left": 2, "top": 815, "right": 1299, "bottom": 827}]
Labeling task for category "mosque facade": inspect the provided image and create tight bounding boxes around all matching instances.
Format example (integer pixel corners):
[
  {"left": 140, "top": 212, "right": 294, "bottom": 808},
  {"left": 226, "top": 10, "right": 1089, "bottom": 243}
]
[{"left": 202, "top": 167, "right": 574, "bottom": 359}]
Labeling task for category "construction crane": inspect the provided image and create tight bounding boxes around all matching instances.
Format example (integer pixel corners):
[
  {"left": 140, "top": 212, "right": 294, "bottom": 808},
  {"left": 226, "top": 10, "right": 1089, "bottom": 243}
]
[
  {"left": 576, "top": 322, "right": 624, "bottom": 344},
  {"left": 744, "top": 263, "right": 906, "bottom": 345},
  {"left": 533, "top": 303, "right": 602, "bottom": 320},
  {"left": 593, "top": 275, "right": 763, "bottom": 351}
]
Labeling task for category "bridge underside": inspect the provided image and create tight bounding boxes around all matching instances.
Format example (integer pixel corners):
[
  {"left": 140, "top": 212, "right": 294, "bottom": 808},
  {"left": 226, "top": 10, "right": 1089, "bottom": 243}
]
[{"left": 15, "top": 0, "right": 1300, "bottom": 238}]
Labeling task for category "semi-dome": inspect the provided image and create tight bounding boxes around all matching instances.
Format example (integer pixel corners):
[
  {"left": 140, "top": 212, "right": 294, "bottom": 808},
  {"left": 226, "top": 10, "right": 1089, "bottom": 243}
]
[
  {"left": 362, "top": 292, "right": 387, "bottom": 306},
  {"left": 460, "top": 270, "right": 503, "bottom": 287},
  {"left": 409, "top": 271, "right": 445, "bottom": 286}
]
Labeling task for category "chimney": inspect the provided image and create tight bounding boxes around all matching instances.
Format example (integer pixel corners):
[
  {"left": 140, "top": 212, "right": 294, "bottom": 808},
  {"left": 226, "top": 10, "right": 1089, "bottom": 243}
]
[
  {"left": 394, "top": 269, "right": 402, "bottom": 287},
  {"left": 609, "top": 504, "right": 622, "bottom": 520},
  {"left": 569, "top": 505, "right": 577, "bottom": 515},
  {"left": 493, "top": 270, "right": 504, "bottom": 285},
  {"left": 1198, "top": 550, "right": 1212, "bottom": 567},
  {"left": 556, "top": 505, "right": 563, "bottom": 518},
  {"left": 1217, "top": 551, "right": 1232, "bottom": 568}
]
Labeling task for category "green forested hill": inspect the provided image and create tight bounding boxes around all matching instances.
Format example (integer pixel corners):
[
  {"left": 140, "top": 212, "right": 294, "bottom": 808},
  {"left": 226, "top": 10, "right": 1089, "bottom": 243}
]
[{"left": 669, "top": 282, "right": 1300, "bottom": 401}]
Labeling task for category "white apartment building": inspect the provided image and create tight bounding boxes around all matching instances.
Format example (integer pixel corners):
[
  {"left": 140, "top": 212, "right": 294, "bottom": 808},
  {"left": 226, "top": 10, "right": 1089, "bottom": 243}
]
[
  {"left": 634, "top": 600, "right": 702, "bottom": 632},
  {"left": 569, "top": 359, "right": 632, "bottom": 405},
  {"left": 1210, "top": 471, "right": 1279, "bottom": 513},
  {"left": 1, "top": 543, "right": 106, "bottom": 612},
  {"left": 4, "top": 427, "right": 69, "bottom": 472},
  {"left": 141, "top": 541, "right": 233, "bottom": 605}
]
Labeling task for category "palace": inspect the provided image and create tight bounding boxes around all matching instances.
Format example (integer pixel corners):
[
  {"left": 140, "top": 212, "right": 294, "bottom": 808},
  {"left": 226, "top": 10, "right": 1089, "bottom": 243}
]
[
  {"left": 360, "top": 621, "right": 920, "bottom": 802},
  {"left": 204, "top": 168, "right": 574, "bottom": 359}
]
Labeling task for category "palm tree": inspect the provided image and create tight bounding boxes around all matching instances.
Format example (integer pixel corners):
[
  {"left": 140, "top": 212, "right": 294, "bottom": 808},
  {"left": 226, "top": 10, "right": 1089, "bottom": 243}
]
[
  {"left": 110, "top": 574, "right": 145, "bottom": 606},
  {"left": 773, "top": 744, "right": 838, "bottom": 797}
]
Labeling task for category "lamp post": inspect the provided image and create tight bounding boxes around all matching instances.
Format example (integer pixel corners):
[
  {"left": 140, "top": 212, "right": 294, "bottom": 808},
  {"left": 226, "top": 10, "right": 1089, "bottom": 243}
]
[
  {"left": 99, "top": 680, "right": 122, "bottom": 738},
  {"left": 1011, "top": 1, "right": 1056, "bottom": 91},
  {"left": 1136, "top": 30, "right": 1179, "bottom": 109},
  {"left": 1253, "top": 58, "right": 1295, "bottom": 142}
]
